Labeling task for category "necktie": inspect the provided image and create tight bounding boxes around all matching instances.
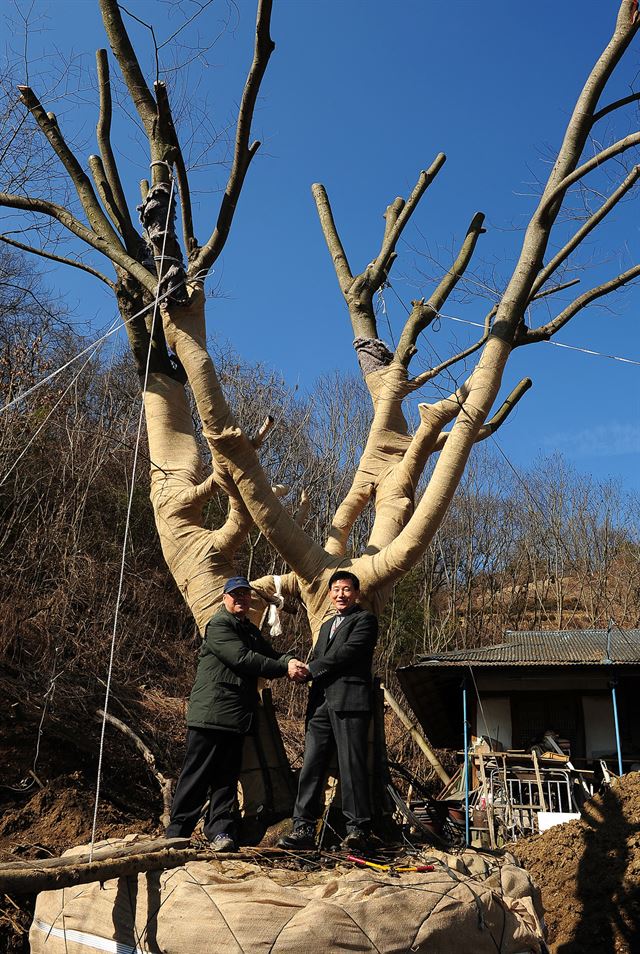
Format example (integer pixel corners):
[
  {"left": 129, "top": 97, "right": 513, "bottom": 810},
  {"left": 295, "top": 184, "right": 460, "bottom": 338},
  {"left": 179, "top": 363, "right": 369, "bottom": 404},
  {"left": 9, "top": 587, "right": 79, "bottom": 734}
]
[{"left": 328, "top": 615, "right": 344, "bottom": 642}]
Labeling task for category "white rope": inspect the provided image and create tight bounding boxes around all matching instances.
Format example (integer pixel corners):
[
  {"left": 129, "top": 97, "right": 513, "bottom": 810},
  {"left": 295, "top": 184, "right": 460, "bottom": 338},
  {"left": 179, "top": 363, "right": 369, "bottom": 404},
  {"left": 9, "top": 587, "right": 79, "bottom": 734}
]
[
  {"left": 435, "top": 310, "right": 640, "bottom": 367},
  {"left": 266, "top": 575, "right": 284, "bottom": 636},
  {"left": 0, "top": 335, "right": 107, "bottom": 487},
  {"left": 0, "top": 275, "right": 203, "bottom": 417},
  {"left": 89, "top": 175, "right": 177, "bottom": 860}
]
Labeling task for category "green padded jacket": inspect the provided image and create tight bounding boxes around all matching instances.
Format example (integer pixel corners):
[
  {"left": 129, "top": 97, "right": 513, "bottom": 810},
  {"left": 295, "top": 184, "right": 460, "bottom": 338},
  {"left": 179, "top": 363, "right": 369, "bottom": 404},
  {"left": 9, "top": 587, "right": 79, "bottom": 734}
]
[{"left": 186, "top": 605, "right": 294, "bottom": 733}]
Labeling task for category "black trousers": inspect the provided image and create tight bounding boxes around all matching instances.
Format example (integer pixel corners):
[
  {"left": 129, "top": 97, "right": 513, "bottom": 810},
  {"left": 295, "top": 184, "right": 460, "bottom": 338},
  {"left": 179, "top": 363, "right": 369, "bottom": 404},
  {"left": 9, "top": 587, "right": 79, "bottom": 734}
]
[
  {"left": 166, "top": 727, "right": 244, "bottom": 841},
  {"left": 293, "top": 698, "right": 371, "bottom": 832}
]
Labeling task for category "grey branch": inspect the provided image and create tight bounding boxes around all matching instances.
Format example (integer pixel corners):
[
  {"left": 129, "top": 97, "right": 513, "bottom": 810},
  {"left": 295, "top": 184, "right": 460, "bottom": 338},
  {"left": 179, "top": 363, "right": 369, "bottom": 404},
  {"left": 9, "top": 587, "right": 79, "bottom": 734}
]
[
  {"left": 0, "top": 192, "right": 156, "bottom": 294},
  {"left": 17, "top": 85, "right": 124, "bottom": 249},
  {"left": 489, "top": 3, "right": 640, "bottom": 343},
  {"left": 592, "top": 90, "right": 640, "bottom": 124},
  {"left": 368, "top": 154, "right": 446, "bottom": 291},
  {"left": 395, "top": 211, "right": 485, "bottom": 368},
  {"left": 434, "top": 378, "right": 532, "bottom": 450},
  {"left": 531, "top": 278, "right": 580, "bottom": 301},
  {"left": 99, "top": 0, "right": 157, "bottom": 135},
  {"left": 411, "top": 328, "right": 489, "bottom": 388},
  {"left": 311, "top": 183, "right": 353, "bottom": 292},
  {"left": 540, "top": 131, "right": 640, "bottom": 222},
  {"left": 530, "top": 165, "right": 640, "bottom": 302},
  {"left": 312, "top": 162, "right": 447, "bottom": 344},
  {"left": 383, "top": 197, "right": 405, "bottom": 244},
  {"left": 522, "top": 264, "right": 640, "bottom": 343},
  {"left": 96, "top": 48, "right": 140, "bottom": 252},
  {"left": 192, "top": 0, "right": 275, "bottom": 274},
  {"left": 0, "top": 233, "right": 115, "bottom": 287}
]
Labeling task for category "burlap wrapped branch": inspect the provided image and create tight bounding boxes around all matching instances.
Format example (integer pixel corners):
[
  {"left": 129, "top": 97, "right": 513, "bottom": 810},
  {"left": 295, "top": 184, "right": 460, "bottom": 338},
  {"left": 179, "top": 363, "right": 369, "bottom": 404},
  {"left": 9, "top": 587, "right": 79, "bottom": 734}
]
[{"left": 30, "top": 840, "right": 545, "bottom": 953}]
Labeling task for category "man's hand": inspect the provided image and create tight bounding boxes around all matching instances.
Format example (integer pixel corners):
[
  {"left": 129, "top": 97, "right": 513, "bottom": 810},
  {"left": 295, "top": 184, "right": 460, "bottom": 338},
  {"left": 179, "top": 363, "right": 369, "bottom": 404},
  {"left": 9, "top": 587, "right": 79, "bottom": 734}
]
[{"left": 288, "top": 658, "right": 309, "bottom": 683}]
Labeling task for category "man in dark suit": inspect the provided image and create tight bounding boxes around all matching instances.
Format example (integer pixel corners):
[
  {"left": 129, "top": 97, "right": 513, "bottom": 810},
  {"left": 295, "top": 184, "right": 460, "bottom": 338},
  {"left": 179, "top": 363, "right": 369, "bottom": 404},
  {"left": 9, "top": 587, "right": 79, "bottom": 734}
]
[{"left": 279, "top": 570, "right": 378, "bottom": 851}]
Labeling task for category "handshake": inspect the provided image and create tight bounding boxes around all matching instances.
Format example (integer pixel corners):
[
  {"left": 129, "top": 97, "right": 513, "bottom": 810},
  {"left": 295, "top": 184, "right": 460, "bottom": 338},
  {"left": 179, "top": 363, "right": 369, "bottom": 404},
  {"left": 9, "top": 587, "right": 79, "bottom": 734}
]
[{"left": 287, "top": 658, "right": 310, "bottom": 683}]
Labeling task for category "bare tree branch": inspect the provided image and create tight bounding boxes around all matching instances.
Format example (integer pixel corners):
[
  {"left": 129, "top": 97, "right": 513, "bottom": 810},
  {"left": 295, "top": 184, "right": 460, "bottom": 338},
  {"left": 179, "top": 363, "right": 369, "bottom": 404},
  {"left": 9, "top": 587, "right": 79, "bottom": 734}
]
[
  {"left": 531, "top": 166, "right": 640, "bottom": 303},
  {"left": 368, "top": 154, "right": 446, "bottom": 290},
  {"left": 395, "top": 211, "right": 485, "bottom": 368},
  {"left": 17, "top": 85, "right": 124, "bottom": 248},
  {"left": 0, "top": 232, "right": 115, "bottom": 287},
  {"left": 88, "top": 153, "right": 130, "bottom": 243},
  {"left": 312, "top": 162, "right": 446, "bottom": 344},
  {"left": 539, "top": 131, "right": 640, "bottom": 222},
  {"left": 192, "top": 0, "right": 275, "bottom": 274},
  {"left": 490, "top": 1, "right": 640, "bottom": 344},
  {"left": 154, "top": 80, "right": 196, "bottom": 255},
  {"left": 522, "top": 263, "right": 640, "bottom": 343},
  {"left": 95, "top": 48, "right": 140, "bottom": 252},
  {"left": 411, "top": 328, "right": 489, "bottom": 388},
  {"left": 433, "top": 378, "right": 532, "bottom": 450},
  {"left": 592, "top": 89, "right": 640, "bottom": 124},
  {"left": 0, "top": 192, "right": 156, "bottom": 293},
  {"left": 311, "top": 182, "right": 353, "bottom": 293},
  {"left": 383, "top": 197, "right": 405, "bottom": 244},
  {"left": 531, "top": 278, "right": 580, "bottom": 301},
  {"left": 97, "top": 708, "right": 173, "bottom": 828},
  {"left": 99, "top": 0, "right": 157, "bottom": 136}
]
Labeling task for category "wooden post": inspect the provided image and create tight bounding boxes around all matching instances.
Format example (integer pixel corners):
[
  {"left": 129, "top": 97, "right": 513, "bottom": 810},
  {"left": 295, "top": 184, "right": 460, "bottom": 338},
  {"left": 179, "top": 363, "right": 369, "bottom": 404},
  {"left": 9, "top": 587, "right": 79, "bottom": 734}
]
[
  {"left": 532, "top": 749, "right": 547, "bottom": 813},
  {"left": 381, "top": 684, "right": 450, "bottom": 787},
  {"left": 478, "top": 753, "right": 496, "bottom": 849}
]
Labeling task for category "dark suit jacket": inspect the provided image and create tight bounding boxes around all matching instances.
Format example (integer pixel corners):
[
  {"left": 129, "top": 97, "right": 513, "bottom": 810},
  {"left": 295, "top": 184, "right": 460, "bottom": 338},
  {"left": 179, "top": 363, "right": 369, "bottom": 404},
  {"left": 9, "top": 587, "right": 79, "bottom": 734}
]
[{"left": 307, "top": 606, "right": 378, "bottom": 713}]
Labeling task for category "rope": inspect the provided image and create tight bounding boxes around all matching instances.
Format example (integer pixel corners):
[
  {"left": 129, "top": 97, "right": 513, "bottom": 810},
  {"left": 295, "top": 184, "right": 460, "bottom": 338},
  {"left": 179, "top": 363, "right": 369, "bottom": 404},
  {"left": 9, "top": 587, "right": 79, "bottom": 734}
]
[
  {"left": 385, "top": 280, "right": 640, "bottom": 369},
  {"left": 0, "top": 274, "right": 203, "bottom": 417},
  {"left": 89, "top": 174, "right": 177, "bottom": 860},
  {"left": 0, "top": 337, "right": 106, "bottom": 487},
  {"left": 433, "top": 309, "right": 640, "bottom": 368}
]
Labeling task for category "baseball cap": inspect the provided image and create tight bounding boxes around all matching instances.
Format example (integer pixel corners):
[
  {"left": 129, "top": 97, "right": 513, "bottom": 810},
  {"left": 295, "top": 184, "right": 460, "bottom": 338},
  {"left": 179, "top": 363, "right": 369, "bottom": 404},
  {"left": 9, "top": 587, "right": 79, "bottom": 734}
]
[{"left": 223, "top": 576, "right": 252, "bottom": 594}]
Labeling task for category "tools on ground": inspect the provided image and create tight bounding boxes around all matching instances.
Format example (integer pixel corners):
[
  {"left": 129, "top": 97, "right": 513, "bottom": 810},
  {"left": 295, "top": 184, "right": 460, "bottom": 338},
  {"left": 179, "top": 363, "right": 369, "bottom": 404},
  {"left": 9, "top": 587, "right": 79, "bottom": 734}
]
[{"left": 346, "top": 855, "right": 434, "bottom": 874}]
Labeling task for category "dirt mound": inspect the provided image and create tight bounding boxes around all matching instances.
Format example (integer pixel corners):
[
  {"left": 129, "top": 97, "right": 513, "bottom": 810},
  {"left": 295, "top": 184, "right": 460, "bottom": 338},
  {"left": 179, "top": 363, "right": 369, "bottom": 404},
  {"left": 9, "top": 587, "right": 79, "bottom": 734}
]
[
  {"left": 515, "top": 771, "right": 640, "bottom": 953},
  {"left": 0, "top": 774, "right": 154, "bottom": 863},
  {"left": 0, "top": 775, "right": 155, "bottom": 953},
  {"left": 0, "top": 682, "right": 172, "bottom": 954}
]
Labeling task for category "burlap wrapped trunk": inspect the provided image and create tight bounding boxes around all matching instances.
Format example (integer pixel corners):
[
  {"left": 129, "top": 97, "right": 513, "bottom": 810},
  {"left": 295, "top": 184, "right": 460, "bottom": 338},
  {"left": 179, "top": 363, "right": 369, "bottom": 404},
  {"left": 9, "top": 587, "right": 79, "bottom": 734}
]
[{"left": 30, "top": 841, "right": 545, "bottom": 953}]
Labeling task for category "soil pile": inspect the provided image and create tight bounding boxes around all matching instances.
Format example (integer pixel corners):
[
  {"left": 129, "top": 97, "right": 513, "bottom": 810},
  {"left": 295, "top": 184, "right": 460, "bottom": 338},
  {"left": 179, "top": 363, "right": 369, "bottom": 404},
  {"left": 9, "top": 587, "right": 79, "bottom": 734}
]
[
  {"left": 0, "top": 680, "right": 177, "bottom": 953},
  {"left": 515, "top": 771, "right": 640, "bottom": 953}
]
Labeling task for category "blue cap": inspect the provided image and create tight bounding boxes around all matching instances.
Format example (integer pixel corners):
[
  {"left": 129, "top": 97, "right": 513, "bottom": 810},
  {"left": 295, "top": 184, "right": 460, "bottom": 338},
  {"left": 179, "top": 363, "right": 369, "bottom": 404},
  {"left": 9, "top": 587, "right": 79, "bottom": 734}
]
[{"left": 223, "top": 576, "right": 252, "bottom": 594}]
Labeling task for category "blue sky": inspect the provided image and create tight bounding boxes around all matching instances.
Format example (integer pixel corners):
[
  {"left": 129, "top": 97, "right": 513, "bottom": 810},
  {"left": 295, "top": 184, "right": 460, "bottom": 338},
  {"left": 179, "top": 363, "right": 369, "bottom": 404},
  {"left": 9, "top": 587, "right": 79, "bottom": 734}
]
[{"left": 4, "top": 0, "right": 640, "bottom": 491}]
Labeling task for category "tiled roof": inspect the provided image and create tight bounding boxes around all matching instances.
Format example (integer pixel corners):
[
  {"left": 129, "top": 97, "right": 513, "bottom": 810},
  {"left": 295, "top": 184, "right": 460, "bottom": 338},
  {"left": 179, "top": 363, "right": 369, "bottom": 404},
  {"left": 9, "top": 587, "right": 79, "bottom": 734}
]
[{"left": 413, "top": 629, "right": 640, "bottom": 667}]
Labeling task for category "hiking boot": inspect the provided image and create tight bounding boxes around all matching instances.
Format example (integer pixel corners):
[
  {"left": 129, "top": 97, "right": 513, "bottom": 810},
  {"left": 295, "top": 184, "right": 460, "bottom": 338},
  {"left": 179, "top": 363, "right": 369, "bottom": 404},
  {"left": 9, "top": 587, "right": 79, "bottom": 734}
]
[
  {"left": 210, "top": 832, "right": 236, "bottom": 852},
  {"left": 341, "top": 828, "right": 375, "bottom": 851},
  {"left": 277, "top": 824, "right": 316, "bottom": 850}
]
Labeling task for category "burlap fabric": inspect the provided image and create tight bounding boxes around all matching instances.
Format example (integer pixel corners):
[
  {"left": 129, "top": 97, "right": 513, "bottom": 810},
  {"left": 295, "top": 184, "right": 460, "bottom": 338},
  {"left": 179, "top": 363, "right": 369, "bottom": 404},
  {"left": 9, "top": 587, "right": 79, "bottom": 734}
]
[{"left": 30, "top": 839, "right": 545, "bottom": 953}]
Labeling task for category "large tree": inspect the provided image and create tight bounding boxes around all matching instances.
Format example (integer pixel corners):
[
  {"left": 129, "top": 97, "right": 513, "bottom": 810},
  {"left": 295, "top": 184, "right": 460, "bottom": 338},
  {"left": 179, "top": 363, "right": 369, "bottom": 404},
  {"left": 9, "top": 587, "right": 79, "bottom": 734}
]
[{"left": 1, "top": 0, "right": 639, "bottom": 640}]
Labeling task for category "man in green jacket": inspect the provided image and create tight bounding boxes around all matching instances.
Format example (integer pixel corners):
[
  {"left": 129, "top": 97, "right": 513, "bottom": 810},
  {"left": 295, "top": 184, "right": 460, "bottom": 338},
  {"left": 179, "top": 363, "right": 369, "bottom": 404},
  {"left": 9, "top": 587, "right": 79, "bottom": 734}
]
[{"left": 166, "top": 576, "right": 308, "bottom": 851}]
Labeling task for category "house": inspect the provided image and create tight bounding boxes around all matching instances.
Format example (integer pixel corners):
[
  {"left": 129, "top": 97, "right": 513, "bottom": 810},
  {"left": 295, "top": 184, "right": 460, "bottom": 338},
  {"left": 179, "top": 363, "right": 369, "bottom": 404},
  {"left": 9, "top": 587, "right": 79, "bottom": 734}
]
[{"left": 397, "top": 629, "right": 640, "bottom": 769}]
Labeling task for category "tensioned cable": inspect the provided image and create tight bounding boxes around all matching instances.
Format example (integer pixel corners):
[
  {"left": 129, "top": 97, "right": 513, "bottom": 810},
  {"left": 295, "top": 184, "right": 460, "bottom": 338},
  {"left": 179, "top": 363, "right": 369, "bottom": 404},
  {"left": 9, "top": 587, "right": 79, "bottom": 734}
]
[
  {"left": 89, "top": 174, "right": 176, "bottom": 860},
  {"left": 0, "top": 268, "right": 206, "bottom": 417},
  {"left": 385, "top": 280, "right": 640, "bottom": 369},
  {"left": 435, "top": 310, "right": 640, "bottom": 368},
  {"left": 0, "top": 333, "right": 109, "bottom": 487}
]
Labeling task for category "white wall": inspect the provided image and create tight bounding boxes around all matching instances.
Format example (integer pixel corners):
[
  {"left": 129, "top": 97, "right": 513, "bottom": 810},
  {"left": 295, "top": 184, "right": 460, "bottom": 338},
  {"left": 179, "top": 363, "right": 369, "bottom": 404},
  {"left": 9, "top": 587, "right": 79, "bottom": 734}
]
[
  {"left": 582, "top": 695, "right": 616, "bottom": 758},
  {"left": 476, "top": 696, "right": 512, "bottom": 749}
]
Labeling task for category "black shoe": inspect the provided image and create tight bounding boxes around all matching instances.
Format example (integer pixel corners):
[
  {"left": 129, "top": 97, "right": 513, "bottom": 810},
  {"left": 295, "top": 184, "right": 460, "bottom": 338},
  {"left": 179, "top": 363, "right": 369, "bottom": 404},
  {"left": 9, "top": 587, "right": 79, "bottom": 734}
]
[
  {"left": 277, "top": 824, "right": 316, "bottom": 850},
  {"left": 341, "top": 828, "right": 375, "bottom": 851},
  {"left": 210, "top": 832, "right": 237, "bottom": 852}
]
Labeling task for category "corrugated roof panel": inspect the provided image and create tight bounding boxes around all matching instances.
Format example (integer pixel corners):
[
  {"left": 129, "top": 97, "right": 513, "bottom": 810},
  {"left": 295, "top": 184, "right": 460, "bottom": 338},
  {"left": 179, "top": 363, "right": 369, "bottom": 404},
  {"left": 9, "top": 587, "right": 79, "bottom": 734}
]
[{"left": 413, "top": 630, "right": 640, "bottom": 667}]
